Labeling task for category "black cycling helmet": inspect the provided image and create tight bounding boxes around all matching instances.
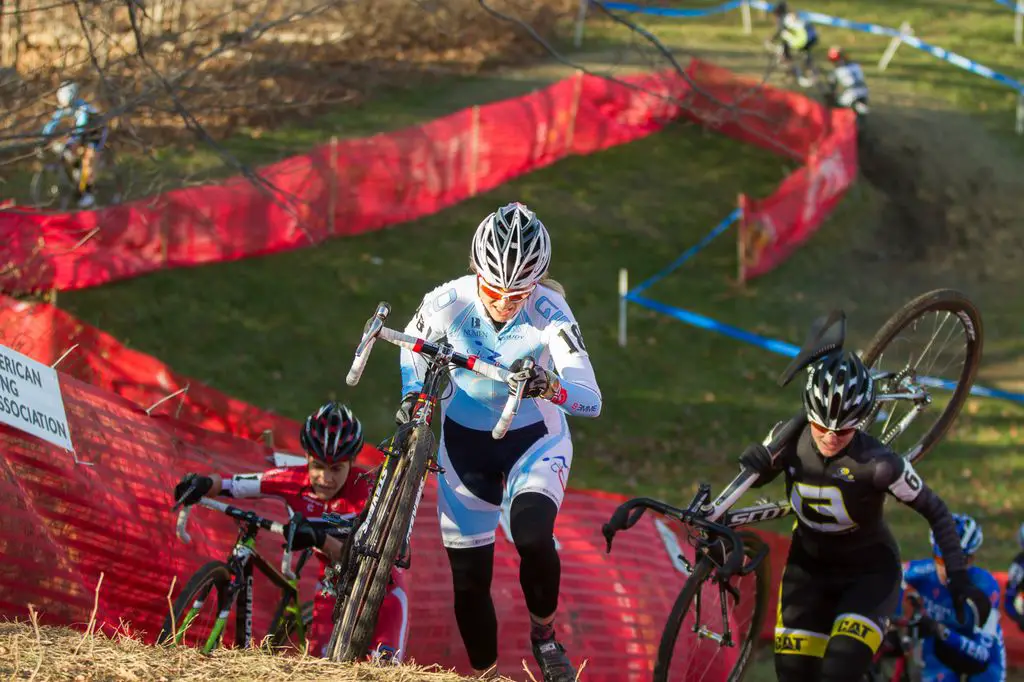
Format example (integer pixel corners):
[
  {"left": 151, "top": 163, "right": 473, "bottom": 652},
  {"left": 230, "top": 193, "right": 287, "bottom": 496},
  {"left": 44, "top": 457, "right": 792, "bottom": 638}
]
[
  {"left": 803, "top": 351, "right": 876, "bottom": 431},
  {"left": 773, "top": 1, "right": 789, "bottom": 17},
  {"left": 300, "top": 402, "right": 363, "bottom": 464}
]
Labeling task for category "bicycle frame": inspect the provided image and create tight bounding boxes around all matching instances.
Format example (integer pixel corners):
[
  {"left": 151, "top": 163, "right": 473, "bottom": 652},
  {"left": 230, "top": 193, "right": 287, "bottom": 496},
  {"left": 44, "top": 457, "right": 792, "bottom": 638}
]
[
  {"left": 173, "top": 498, "right": 307, "bottom": 652},
  {"left": 342, "top": 301, "right": 531, "bottom": 569}
]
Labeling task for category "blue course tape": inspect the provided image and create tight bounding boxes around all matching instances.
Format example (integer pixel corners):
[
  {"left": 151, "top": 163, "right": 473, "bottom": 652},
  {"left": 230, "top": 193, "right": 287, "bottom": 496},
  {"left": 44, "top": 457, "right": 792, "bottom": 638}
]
[
  {"left": 600, "top": 1, "right": 1024, "bottom": 93},
  {"left": 631, "top": 209, "right": 740, "bottom": 295},
  {"left": 624, "top": 293, "right": 1024, "bottom": 404},
  {"left": 625, "top": 292, "right": 801, "bottom": 357},
  {"left": 603, "top": 0, "right": 746, "bottom": 16},
  {"left": 992, "top": 0, "right": 1019, "bottom": 10}
]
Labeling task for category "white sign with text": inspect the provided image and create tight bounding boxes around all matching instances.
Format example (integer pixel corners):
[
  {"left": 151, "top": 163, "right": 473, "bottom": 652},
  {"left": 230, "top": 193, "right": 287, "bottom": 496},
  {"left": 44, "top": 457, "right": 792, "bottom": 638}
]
[{"left": 0, "top": 344, "right": 74, "bottom": 451}]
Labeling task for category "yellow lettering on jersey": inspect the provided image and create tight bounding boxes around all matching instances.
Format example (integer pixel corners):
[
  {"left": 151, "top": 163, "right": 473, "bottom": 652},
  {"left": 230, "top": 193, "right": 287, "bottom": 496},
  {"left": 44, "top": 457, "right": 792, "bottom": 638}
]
[
  {"left": 831, "top": 614, "right": 882, "bottom": 652},
  {"left": 773, "top": 628, "right": 827, "bottom": 657}
]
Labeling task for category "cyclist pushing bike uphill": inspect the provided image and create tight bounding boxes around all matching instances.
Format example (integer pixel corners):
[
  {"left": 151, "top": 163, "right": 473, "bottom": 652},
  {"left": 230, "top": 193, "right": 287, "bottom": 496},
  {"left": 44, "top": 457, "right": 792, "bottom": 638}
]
[
  {"left": 603, "top": 290, "right": 989, "bottom": 682},
  {"left": 169, "top": 402, "right": 409, "bottom": 662},
  {"left": 337, "top": 201, "right": 601, "bottom": 681}
]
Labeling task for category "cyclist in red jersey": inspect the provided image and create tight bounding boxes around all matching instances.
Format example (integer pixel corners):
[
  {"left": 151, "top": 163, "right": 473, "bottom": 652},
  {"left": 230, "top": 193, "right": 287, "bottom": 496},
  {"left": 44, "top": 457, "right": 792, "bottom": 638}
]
[{"left": 174, "top": 402, "right": 409, "bottom": 661}]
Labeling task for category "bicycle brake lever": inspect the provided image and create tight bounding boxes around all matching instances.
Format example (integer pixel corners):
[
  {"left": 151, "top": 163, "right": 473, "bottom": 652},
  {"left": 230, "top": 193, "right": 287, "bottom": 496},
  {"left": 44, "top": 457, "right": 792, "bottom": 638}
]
[
  {"left": 171, "top": 480, "right": 199, "bottom": 512},
  {"left": 601, "top": 523, "right": 616, "bottom": 554},
  {"left": 720, "top": 577, "right": 742, "bottom": 605}
]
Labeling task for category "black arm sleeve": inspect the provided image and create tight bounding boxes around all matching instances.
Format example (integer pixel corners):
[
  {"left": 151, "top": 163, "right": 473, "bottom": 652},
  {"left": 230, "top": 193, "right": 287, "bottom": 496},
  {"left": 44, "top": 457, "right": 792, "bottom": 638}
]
[
  {"left": 750, "top": 421, "right": 793, "bottom": 489},
  {"left": 873, "top": 454, "right": 967, "bottom": 574}
]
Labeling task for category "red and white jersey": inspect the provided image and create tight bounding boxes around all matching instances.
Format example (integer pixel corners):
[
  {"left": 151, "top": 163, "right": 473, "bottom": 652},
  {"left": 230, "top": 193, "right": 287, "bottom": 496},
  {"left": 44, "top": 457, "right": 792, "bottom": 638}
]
[
  {"left": 221, "top": 461, "right": 409, "bottom": 659},
  {"left": 224, "top": 464, "right": 373, "bottom": 562}
]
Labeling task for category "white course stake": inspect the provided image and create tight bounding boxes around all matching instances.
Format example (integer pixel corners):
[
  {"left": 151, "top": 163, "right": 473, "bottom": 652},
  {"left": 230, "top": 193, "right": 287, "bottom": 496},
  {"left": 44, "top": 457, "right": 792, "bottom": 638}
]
[
  {"left": 878, "top": 21, "right": 914, "bottom": 72},
  {"left": 618, "top": 268, "right": 629, "bottom": 348}
]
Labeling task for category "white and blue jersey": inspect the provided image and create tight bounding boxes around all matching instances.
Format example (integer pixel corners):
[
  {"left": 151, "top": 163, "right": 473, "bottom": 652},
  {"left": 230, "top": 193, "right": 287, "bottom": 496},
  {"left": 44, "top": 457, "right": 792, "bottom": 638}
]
[
  {"left": 42, "top": 98, "right": 105, "bottom": 148},
  {"left": 901, "top": 559, "right": 1006, "bottom": 682},
  {"left": 400, "top": 275, "right": 601, "bottom": 549}
]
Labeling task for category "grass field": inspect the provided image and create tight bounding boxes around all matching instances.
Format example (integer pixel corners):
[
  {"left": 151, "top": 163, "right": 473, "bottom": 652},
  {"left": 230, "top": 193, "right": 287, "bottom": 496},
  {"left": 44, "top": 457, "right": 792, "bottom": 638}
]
[{"left": 37, "top": 0, "right": 1024, "bottom": 679}]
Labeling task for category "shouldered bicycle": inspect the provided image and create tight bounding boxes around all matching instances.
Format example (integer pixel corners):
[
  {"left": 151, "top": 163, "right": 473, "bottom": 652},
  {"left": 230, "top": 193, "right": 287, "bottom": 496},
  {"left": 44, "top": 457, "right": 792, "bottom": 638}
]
[{"left": 602, "top": 289, "right": 983, "bottom": 681}]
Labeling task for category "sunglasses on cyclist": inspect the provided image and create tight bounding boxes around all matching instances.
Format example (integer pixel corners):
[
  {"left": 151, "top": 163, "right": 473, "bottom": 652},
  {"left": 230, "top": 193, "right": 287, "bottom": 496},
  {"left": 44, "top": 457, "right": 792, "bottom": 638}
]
[
  {"left": 810, "top": 422, "right": 856, "bottom": 438},
  {"left": 477, "top": 276, "right": 535, "bottom": 304}
]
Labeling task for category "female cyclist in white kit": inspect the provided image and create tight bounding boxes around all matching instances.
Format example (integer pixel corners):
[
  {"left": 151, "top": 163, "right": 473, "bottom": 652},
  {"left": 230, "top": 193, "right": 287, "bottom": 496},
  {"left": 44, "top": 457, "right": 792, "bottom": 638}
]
[{"left": 396, "top": 202, "right": 601, "bottom": 681}]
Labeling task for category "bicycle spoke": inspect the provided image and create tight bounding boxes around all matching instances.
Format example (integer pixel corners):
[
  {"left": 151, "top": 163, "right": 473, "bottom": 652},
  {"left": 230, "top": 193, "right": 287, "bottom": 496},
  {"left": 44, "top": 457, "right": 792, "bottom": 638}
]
[
  {"left": 868, "top": 309, "right": 972, "bottom": 457},
  {"left": 664, "top": 565, "right": 761, "bottom": 682}
]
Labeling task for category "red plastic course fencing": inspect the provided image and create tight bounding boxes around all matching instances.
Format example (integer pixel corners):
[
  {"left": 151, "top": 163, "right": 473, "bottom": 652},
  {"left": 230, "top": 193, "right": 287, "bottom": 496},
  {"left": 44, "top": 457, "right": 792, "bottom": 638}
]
[
  {"left": 2, "top": 60, "right": 849, "bottom": 293},
  {"left": 0, "top": 311, "right": 768, "bottom": 681},
  {"left": 2, "top": 297, "right": 1022, "bottom": 678}
]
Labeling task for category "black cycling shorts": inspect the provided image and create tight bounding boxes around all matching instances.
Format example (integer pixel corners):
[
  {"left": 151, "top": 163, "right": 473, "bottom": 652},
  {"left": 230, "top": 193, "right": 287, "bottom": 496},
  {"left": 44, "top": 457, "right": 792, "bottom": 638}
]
[{"left": 774, "top": 537, "right": 901, "bottom": 658}]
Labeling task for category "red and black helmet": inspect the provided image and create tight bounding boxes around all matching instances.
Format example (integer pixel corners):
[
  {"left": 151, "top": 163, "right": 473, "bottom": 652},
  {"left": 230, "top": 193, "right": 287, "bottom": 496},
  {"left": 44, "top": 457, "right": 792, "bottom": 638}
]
[
  {"left": 827, "top": 46, "right": 845, "bottom": 63},
  {"left": 300, "top": 402, "right": 363, "bottom": 464}
]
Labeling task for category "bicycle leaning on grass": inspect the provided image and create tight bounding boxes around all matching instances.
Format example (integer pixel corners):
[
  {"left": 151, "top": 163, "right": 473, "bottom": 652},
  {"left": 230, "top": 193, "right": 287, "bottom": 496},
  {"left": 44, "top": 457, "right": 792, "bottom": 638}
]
[{"left": 603, "top": 289, "right": 983, "bottom": 682}]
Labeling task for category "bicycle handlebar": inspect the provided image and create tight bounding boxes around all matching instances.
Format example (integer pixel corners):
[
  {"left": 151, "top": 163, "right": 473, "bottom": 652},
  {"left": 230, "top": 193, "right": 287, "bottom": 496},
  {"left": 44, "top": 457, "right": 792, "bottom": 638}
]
[
  {"left": 601, "top": 497, "right": 751, "bottom": 581},
  {"left": 346, "top": 301, "right": 524, "bottom": 440},
  {"left": 602, "top": 411, "right": 809, "bottom": 581},
  {"left": 176, "top": 497, "right": 293, "bottom": 577}
]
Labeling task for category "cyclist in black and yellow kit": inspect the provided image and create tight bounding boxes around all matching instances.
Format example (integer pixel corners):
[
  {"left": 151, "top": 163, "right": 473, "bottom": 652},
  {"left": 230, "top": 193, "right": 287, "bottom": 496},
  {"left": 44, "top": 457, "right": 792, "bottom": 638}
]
[{"left": 739, "top": 350, "right": 991, "bottom": 682}]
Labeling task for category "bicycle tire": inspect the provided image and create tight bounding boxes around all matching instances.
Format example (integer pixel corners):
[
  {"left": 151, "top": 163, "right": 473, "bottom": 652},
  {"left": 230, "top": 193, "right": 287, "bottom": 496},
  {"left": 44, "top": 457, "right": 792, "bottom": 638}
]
[
  {"left": 654, "top": 532, "right": 770, "bottom": 682},
  {"left": 861, "top": 289, "right": 983, "bottom": 464},
  {"left": 329, "top": 424, "right": 433, "bottom": 661},
  {"left": 268, "top": 597, "right": 314, "bottom": 651},
  {"left": 158, "top": 561, "right": 233, "bottom": 651},
  {"left": 29, "top": 164, "right": 68, "bottom": 209}
]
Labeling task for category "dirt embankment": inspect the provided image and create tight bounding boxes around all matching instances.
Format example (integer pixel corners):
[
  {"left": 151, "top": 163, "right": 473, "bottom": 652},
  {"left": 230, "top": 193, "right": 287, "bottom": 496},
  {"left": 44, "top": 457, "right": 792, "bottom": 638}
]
[{"left": 856, "top": 107, "right": 1024, "bottom": 282}]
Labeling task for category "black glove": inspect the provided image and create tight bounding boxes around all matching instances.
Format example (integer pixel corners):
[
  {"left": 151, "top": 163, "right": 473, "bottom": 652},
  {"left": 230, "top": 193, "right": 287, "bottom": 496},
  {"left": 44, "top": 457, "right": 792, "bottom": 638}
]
[
  {"left": 947, "top": 569, "right": 991, "bottom": 628},
  {"left": 738, "top": 443, "right": 774, "bottom": 475},
  {"left": 507, "top": 358, "right": 561, "bottom": 400},
  {"left": 917, "top": 613, "right": 944, "bottom": 639},
  {"left": 174, "top": 473, "right": 214, "bottom": 507},
  {"left": 283, "top": 515, "right": 327, "bottom": 552},
  {"left": 395, "top": 392, "right": 418, "bottom": 425}
]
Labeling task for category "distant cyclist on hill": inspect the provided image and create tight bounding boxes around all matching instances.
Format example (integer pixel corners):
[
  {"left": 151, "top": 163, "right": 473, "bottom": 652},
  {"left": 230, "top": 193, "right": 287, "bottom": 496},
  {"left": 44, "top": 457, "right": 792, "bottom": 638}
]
[
  {"left": 1004, "top": 522, "right": 1024, "bottom": 633},
  {"left": 824, "top": 46, "right": 870, "bottom": 119},
  {"left": 40, "top": 80, "right": 107, "bottom": 209},
  {"left": 766, "top": 1, "right": 820, "bottom": 88}
]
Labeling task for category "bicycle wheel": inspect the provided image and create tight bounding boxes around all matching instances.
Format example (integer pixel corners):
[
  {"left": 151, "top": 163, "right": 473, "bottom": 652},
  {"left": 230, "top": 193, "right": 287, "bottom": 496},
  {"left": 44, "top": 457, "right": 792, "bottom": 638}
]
[
  {"left": 860, "top": 289, "right": 983, "bottom": 464},
  {"left": 158, "top": 561, "right": 233, "bottom": 652},
  {"left": 267, "top": 597, "right": 314, "bottom": 651},
  {"left": 654, "top": 531, "right": 770, "bottom": 682},
  {"left": 328, "top": 423, "right": 433, "bottom": 662},
  {"left": 29, "top": 164, "right": 71, "bottom": 209}
]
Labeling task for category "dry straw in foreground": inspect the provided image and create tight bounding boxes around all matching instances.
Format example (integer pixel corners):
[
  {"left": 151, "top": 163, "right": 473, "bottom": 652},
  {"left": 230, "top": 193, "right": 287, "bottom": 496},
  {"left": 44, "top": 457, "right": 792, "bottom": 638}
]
[{"left": 0, "top": 617, "right": 524, "bottom": 682}]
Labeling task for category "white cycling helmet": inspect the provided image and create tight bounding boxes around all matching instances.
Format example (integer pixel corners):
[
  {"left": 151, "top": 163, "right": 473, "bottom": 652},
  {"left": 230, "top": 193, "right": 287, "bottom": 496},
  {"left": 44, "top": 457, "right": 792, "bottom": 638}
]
[
  {"left": 56, "top": 81, "right": 78, "bottom": 108},
  {"left": 471, "top": 202, "right": 551, "bottom": 291},
  {"left": 803, "top": 351, "right": 876, "bottom": 431}
]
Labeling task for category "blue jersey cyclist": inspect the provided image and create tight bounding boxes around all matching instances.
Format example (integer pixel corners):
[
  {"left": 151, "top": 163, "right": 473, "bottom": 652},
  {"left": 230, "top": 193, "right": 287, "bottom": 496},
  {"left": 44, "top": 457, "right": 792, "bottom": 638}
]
[
  {"left": 900, "top": 513, "right": 1006, "bottom": 682},
  {"left": 1004, "top": 523, "right": 1024, "bottom": 633},
  {"left": 41, "top": 80, "right": 107, "bottom": 209},
  {"left": 397, "top": 202, "right": 601, "bottom": 682}
]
